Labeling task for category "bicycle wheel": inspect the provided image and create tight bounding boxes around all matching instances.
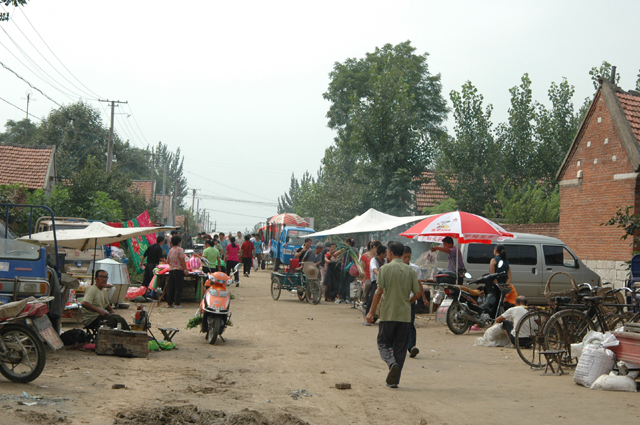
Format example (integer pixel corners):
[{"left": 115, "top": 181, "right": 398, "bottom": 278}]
[
  {"left": 604, "top": 313, "right": 631, "bottom": 331},
  {"left": 270, "top": 276, "right": 281, "bottom": 300},
  {"left": 515, "top": 311, "right": 550, "bottom": 368},
  {"left": 544, "top": 309, "right": 595, "bottom": 367}
]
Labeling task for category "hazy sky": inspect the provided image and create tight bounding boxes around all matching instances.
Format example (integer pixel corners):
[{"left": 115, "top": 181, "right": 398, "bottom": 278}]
[{"left": 1, "top": 1, "right": 639, "bottom": 231}]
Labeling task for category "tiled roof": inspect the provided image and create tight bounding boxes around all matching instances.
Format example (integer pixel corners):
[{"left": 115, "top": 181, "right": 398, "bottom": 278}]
[
  {"left": 130, "top": 180, "right": 155, "bottom": 203},
  {"left": 617, "top": 91, "right": 640, "bottom": 143},
  {"left": 416, "top": 170, "right": 447, "bottom": 212},
  {"left": 0, "top": 144, "right": 54, "bottom": 189}
]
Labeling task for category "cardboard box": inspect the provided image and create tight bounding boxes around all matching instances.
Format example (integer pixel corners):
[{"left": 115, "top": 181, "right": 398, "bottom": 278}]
[{"left": 95, "top": 327, "right": 148, "bottom": 358}]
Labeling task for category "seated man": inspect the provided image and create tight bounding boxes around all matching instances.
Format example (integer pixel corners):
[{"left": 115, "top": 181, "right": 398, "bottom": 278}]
[
  {"left": 81, "top": 270, "right": 130, "bottom": 330},
  {"left": 495, "top": 295, "right": 528, "bottom": 347}
]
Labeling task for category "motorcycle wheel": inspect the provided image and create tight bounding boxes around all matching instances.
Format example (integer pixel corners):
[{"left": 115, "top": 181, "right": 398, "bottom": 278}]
[
  {"left": 213, "top": 317, "right": 223, "bottom": 343},
  {"left": 206, "top": 315, "right": 218, "bottom": 345},
  {"left": 0, "top": 323, "right": 47, "bottom": 383},
  {"left": 270, "top": 276, "right": 282, "bottom": 300},
  {"left": 446, "top": 301, "right": 471, "bottom": 334},
  {"left": 307, "top": 279, "right": 321, "bottom": 305}
]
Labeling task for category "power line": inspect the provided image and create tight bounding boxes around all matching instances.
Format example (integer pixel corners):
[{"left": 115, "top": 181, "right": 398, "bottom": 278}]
[
  {"left": 0, "top": 59, "right": 61, "bottom": 106},
  {"left": 199, "top": 208, "right": 267, "bottom": 220},
  {"left": 0, "top": 95, "right": 41, "bottom": 120},
  {"left": 3, "top": 7, "right": 98, "bottom": 100},
  {"left": 184, "top": 169, "right": 275, "bottom": 202},
  {"left": 126, "top": 104, "right": 150, "bottom": 145},
  {"left": 18, "top": 8, "right": 102, "bottom": 99},
  {"left": 196, "top": 194, "right": 276, "bottom": 207},
  {"left": 0, "top": 21, "right": 81, "bottom": 100}
]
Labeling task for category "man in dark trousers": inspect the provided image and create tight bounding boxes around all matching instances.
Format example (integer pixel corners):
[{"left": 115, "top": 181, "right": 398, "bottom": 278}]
[
  {"left": 140, "top": 235, "right": 165, "bottom": 288},
  {"left": 366, "top": 241, "right": 420, "bottom": 388}
]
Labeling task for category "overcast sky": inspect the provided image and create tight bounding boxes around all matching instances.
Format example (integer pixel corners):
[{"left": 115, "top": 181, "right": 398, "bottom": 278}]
[{"left": 1, "top": 1, "right": 639, "bottom": 232}]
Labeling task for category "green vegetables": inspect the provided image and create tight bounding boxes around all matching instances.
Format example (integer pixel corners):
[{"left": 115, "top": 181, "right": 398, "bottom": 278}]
[{"left": 186, "top": 315, "right": 203, "bottom": 330}]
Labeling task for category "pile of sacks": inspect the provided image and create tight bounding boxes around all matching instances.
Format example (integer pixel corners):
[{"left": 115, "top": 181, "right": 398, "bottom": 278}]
[{"left": 572, "top": 331, "right": 639, "bottom": 392}]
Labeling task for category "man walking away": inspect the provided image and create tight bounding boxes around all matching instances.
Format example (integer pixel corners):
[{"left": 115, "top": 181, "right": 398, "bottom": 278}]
[
  {"left": 401, "top": 246, "right": 429, "bottom": 358},
  {"left": 366, "top": 242, "right": 420, "bottom": 388}
]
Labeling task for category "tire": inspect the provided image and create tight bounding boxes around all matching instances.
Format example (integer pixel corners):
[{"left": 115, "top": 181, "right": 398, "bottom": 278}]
[
  {"left": 0, "top": 323, "right": 47, "bottom": 383},
  {"left": 604, "top": 313, "right": 630, "bottom": 331},
  {"left": 515, "top": 311, "right": 551, "bottom": 368},
  {"left": 544, "top": 309, "right": 595, "bottom": 367},
  {"left": 274, "top": 258, "right": 281, "bottom": 272},
  {"left": 446, "top": 301, "right": 471, "bottom": 335},
  {"left": 297, "top": 288, "right": 307, "bottom": 302},
  {"left": 307, "top": 279, "right": 321, "bottom": 305},
  {"left": 206, "top": 315, "right": 218, "bottom": 345},
  {"left": 271, "top": 276, "right": 282, "bottom": 300}
]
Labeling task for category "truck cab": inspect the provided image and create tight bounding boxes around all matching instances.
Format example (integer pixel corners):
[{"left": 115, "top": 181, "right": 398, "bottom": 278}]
[
  {"left": 35, "top": 217, "right": 104, "bottom": 275},
  {"left": 270, "top": 226, "right": 315, "bottom": 271}
]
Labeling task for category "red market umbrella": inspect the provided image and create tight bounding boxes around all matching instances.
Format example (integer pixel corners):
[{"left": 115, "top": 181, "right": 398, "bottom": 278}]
[
  {"left": 399, "top": 211, "right": 515, "bottom": 244},
  {"left": 268, "top": 213, "right": 308, "bottom": 227}
]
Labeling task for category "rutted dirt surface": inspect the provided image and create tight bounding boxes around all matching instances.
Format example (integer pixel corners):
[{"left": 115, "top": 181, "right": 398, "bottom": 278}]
[{"left": 1, "top": 269, "right": 639, "bottom": 424}]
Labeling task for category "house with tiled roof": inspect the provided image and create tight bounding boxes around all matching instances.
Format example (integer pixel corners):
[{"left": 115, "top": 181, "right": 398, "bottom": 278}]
[
  {"left": 556, "top": 77, "right": 640, "bottom": 285},
  {"left": 0, "top": 144, "right": 56, "bottom": 194},
  {"left": 415, "top": 170, "right": 448, "bottom": 213},
  {"left": 130, "top": 180, "right": 156, "bottom": 204}
]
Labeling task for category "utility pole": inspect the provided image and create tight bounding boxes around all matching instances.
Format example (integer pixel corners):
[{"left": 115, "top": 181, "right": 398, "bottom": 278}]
[
  {"left": 191, "top": 189, "right": 196, "bottom": 214},
  {"left": 150, "top": 147, "right": 155, "bottom": 194},
  {"left": 196, "top": 199, "right": 200, "bottom": 229},
  {"left": 161, "top": 161, "right": 167, "bottom": 224},
  {"left": 99, "top": 99, "right": 128, "bottom": 173},
  {"left": 173, "top": 180, "right": 178, "bottom": 227},
  {"left": 22, "top": 90, "right": 35, "bottom": 142}
]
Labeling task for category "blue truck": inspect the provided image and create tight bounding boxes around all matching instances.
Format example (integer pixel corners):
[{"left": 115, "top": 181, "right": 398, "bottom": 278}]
[{"left": 268, "top": 224, "right": 315, "bottom": 271}]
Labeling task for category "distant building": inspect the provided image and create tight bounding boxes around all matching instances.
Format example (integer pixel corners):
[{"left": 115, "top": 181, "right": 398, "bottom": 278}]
[
  {"left": 0, "top": 144, "right": 56, "bottom": 194},
  {"left": 415, "top": 170, "right": 447, "bottom": 213},
  {"left": 556, "top": 77, "right": 640, "bottom": 285}
]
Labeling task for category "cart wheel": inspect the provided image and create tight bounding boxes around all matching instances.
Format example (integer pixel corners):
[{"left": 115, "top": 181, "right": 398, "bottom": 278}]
[
  {"left": 515, "top": 311, "right": 550, "bottom": 368},
  {"left": 271, "top": 276, "right": 282, "bottom": 300},
  {"left": 544, "top": 309, "right": 594, "bottom": 367},
  {"left": 297, "top": 288, "right": 307, "bottom": 302},
  {"left": 307, "top": 279, "right": 321, "bottom": 305}
]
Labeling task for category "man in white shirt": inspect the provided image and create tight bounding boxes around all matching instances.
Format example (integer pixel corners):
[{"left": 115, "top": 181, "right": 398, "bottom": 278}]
[
  {"left": 363, "top": 245, "right": 387, "bottom": 326},
  {"left": 495, "top": 296, "right": 529, "bottom": 347}
]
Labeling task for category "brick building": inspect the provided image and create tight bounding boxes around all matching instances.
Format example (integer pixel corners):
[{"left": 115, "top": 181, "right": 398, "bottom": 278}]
[
  {"left": 556, "top": 78, "right": 640, "bottom": 285},
  {"left": 0, "top": 144, "right": 57, "bottom": 194}
]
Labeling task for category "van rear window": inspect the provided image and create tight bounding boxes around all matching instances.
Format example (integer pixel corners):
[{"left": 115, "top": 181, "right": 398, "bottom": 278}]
[{"left": 466, "top": 244, "right": 537, "bottom": 266}]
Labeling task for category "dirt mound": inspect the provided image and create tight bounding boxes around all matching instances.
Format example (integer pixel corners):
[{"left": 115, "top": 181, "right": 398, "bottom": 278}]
[
  {"left": 114, "top": 405, "right": 310, "bottom": 425},
  {"left": 14, "top": 411, "right": 70, "bottom": 424}
]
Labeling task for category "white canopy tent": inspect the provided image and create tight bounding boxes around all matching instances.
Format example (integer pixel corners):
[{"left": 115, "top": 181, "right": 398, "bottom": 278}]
[
  {"left": 312, "top": 208, "right": 431, "bottom": 237},
  {"left": 19, "top": 221, "right": 170, "bottom": 251}
]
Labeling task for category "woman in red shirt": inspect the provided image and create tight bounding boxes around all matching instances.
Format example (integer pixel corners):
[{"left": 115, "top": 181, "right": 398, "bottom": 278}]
[
  {"left": 225, "top": 236, "right": 241, "bottom": 285},
  {"left": 240, "top": 235, "right": 255, "bottom": 278}
]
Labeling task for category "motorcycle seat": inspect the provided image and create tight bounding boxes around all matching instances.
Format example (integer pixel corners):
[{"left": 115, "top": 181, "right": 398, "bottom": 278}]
[
  {"left": 553, "top": 296, "right": 573, "bottom": 305},
  {"left": 582, "top": 296, "right": 603, "bottom": 303}
]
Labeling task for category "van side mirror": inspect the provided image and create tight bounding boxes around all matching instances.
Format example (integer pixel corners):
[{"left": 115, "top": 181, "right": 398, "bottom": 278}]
[
  {"left": 464, "top": 272, "right": 472, "bottom": 279},
  {"left": 497, "top": 260, "right": 504, "bottom": 269}
]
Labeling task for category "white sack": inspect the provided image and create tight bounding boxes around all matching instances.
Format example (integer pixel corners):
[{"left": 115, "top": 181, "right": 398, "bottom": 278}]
[
  {"left": 474, "top": 323, "right": 510, "bottom": 347},
  {"left": 590, "top": 372, "right": 637, "bottom": 392},
  {"left": 574, "top": 346, "right": 616, "bottom": 388}
]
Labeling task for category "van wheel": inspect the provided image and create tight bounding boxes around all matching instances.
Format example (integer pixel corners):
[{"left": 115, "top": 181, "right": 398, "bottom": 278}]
[{"left": 446, "top": 301, "right": 470, "bottom": 334}]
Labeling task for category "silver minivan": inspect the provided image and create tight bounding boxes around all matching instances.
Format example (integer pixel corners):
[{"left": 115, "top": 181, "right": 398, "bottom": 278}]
[{"left": 432, "top": 233, "right": 601, "bottom": 305}]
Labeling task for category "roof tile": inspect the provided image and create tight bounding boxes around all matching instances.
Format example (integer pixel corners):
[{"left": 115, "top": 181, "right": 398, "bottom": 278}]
[
  {"left": 0, "top": 144, "right": 54, "bottom": 189},
  {"left": 617, "top": 92, "right": 640, "bottom": 143}
]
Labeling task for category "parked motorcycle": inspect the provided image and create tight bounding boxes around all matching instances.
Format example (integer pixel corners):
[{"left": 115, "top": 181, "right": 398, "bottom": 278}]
[
  {"left": 437, "top": 264, "right": 508, "bottom": 334},
  {"left": 0, "top": 296, "right": 62, "bottom": 383},
  {"left": 199, "top": 270, "right": 233, "bottom": 344}
]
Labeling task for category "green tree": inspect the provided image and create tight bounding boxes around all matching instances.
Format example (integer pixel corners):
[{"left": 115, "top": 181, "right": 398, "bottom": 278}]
[
  {"left": 153, "top": 141, "right": 187, "bottom": 209},
  {"left": 589, "top": 61, "right": 621, "bottom": 89},
  {"left": 535, "top": 78, "right": 580, "bottom": 181},
  {"left": 487, "top": 182, "right": 559, "bottom": 224},
  {"left": 3, "top": 1, "right": 27, "bottom": 6},
  {"left": 423, "top": 197, "right": 457, "bottom": 215},
  {"left": 277, "top": 173, "right": 300, "bottom": 214},
  {"left": 323, "top": 41, "right": 448, "bottom": 214},
  {"left": 435, "top": 81, "right": 499, "bottom": 215},
  {"left": 496, "top": 73, "right": 538, "bottom": 187},
  {"left": 0, "top": 119, "right": 37, "bottom": 145}
]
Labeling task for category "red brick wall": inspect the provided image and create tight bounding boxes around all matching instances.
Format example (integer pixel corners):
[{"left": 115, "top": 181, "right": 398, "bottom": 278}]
[
  {"left": 502, "top": 223, "right": 559, "bottom": 239},
  {"left": 559, "top": 92, "right": 638, "bottom": 261}
]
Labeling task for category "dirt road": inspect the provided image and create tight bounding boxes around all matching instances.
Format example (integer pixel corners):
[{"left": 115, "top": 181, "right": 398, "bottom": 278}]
[{"left": 1, "top": 269, "right": 639, "bottom": 424}]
